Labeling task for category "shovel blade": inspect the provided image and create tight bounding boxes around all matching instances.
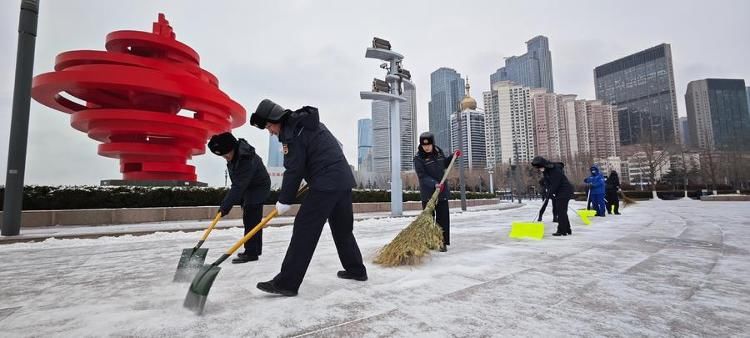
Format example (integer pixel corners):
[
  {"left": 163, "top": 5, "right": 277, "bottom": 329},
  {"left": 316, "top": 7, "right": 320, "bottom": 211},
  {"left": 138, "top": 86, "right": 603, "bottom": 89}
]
[
  {"left": 183, "top": 264, "right": 222, "bottom": 315},
  {"left": 576, "top": 210, "right": 593, "bottom": 225},
  {"left": 173, "top": 248, "right": 208, "bottom": 282}
]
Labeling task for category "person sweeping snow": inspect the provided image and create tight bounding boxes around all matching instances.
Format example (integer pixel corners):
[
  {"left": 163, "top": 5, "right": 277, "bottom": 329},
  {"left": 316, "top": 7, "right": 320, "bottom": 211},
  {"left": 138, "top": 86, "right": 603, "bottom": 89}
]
[
  {"left": 413, "top": 132, "right": 460, "bottom": 252},
  {"left": 605, "top": 170, "right": 622, "bottom": 215}
]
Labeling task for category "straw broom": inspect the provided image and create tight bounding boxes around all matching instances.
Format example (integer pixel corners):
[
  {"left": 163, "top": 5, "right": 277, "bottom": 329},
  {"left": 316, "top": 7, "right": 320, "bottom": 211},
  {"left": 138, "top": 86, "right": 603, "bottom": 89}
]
[
  {"left": 619, "top": 191, "right": 637, "bottom": 206},
  {"left": 373, "top": 154, "right": 458, "bottom": 267}
]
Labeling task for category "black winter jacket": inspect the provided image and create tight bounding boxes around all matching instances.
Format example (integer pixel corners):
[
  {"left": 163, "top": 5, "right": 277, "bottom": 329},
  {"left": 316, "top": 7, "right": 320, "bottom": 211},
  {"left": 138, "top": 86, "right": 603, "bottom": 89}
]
[
  {"left": 277, "top": 106, "right": 355, "bottom": 204},
  {"left": 537, "top": 159, "right": 573, "bottom": 200},
  {"left": 221, "top": 139, "right": 271, "bottom": 209},
  {"left": 414, "top": 145, "right": 454, "bottom": 203},
  {"left": 605, "top": 173, "right": 620, "bottom": 199}
]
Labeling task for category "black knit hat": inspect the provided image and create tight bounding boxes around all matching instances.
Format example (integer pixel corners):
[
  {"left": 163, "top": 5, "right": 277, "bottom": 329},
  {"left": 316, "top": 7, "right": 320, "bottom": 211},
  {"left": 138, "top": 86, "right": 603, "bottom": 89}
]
[
  {"left": 531, "top": 156, "right": 549, "bottom": 168},
  {"left": 208, "top": 132, "right": 237, "bottom": 156},
  {"left": 250, "top": 99, "right": 287, "bottom": 129},
  {"left": 419, "top": 132, "right": 435, "bottom": 146}
]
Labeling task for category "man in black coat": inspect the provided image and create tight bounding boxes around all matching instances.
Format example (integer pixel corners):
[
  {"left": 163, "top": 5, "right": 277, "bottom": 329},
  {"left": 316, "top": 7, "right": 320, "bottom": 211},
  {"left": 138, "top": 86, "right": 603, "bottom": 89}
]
[
  {"left": 249, "top": 99, "right": 367, "bottom": 296},
  {"left": 532, "top": 156, "right": 574, "bottom": 236},
  {"left": 413, "top": 132, "right": 459, "bottom": 252},
  {"left": 605, "top": 170, "right": 621, "bottom": 215},
  {"left": 208, "top": 132, "right": 271, "bottom": 263}
]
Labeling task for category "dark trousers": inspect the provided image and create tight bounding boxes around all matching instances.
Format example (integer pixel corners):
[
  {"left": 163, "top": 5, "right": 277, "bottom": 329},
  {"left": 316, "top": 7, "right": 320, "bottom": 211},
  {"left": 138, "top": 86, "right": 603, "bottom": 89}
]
[
  {"left": 551, "top": 195, "right": 559, "bottom": 221},
  {"left": 422, "top": 199, "right": 450, "bottom": 245},
  {"left": 606, "top": 193, "right": 619, "bottom": 214},
  {"left": 590, "top": 193, "right": 606, "bottom": 216},
  {"left": 273, "top": 190, "right": 366, "bottom": 292},
  {"left": 554, "top": 197, "right": 571, "bottom": 234},
  {"left": 242, "top": 203, "right": 263, "bottom": 255}
]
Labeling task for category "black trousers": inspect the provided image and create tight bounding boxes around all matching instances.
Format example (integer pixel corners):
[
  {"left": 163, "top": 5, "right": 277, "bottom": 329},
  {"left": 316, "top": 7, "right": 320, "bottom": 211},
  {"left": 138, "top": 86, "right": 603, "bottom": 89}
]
[
  {"left": 422, "top": 199, "right": 450, "bottom": 245},
  {"left": 554, "top": 197, "right": 571, "bottom": 234},
  {"left": 242, "top": 203, "right": 263, "bottom": 255},
  {"left": 273, "top": 190, "right": 366, "bottom": 292},
  {"left": 606, "top": 193, "right": 620, "bottom": 214}
]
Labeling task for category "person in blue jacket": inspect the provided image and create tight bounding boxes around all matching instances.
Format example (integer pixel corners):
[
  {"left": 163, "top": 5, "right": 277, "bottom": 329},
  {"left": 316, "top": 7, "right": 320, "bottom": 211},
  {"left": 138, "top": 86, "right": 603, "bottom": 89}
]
[{"left": 584, "top": 165, "right": 606, "bottom": 217}]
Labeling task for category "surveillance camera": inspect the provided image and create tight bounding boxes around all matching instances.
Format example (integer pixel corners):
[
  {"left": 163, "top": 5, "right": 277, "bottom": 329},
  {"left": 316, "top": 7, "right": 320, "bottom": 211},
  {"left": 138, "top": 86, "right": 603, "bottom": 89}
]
[{"left": 380, "top": 63, "right": 389, "bottom": 69}]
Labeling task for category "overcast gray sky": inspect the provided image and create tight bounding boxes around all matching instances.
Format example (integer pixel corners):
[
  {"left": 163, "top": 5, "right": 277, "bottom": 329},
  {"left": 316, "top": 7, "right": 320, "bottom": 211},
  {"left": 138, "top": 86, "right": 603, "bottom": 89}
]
[{"left": 1, "top": 0, "right": 748, "bottom": 186}]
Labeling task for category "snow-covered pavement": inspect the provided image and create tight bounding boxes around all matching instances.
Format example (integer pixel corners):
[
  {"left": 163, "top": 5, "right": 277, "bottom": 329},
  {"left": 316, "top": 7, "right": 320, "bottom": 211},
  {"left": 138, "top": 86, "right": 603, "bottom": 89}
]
[{"left": 0, "top": 199, "right": 748, "bottom": 337}]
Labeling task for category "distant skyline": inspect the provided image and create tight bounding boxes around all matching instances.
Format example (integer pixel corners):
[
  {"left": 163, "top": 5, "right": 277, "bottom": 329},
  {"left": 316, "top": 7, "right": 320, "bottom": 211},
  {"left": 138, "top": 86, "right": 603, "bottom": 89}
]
[{"left": 1, "top": 0, "right": 748, "bottom": 185}]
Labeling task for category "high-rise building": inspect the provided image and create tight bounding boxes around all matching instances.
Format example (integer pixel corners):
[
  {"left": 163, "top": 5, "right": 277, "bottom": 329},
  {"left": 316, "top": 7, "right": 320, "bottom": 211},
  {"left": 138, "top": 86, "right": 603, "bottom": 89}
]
[
  {"left": 429, "top": 67, "right": 464, "bottom": 151},
  {"left": 495, "top": 81, "right": 535, "bottom": 164},
  {"left": 483, "top": 90, "right": 501, "bottom": 166},
  {"left": 490, "top": 36, "right": 554, "bottom": 92},
  {"left": 267, "top": 134, "right": 284, "bottom": 168},
  {"left": 530, "top": 90, "right": 619, "bottom": 161},
  {"left": 400, "top": 85, "right": 418, "bottom": 170},
  {"left": 679, "top": 116, "right": 690, "bottom": 146},
  {"left": 530, "top": 88, "right": 561, "bottom": 160},
  {"left": 746, "top": 87, "right": 750, "bottom": 117},
  {"left": 371, "top": 85, "right": 418, "bottom": 173},
  {"left": 557, "top": 94, "right": 580, "bottom": 161},
  {"left": 594, "top": 43, "right": 679, "bottom": 147},
  {"left": 685, "top": 79, "right": 750, "bottom": 151},
  {"left": 357, "top": 118, "right": 373, "bottom": 172},
  {"left": 450, "top": 79, "right": 486, "bottom": 171},
  {"left": 371, "top": 101, "right": 390, "bottom": 174},
  {"left": 584, "top": 100, "right": 620, "bottom": 159}
]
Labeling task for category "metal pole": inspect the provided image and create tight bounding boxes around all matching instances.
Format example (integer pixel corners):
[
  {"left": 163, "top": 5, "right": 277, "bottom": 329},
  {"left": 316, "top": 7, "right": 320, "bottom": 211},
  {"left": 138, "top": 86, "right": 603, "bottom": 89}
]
[
  {"left": 456, "top": 110, "right": 467, "bottom": 211},
  {"left": 388, "top": 60, "right": 402, "bottom": 216},
  {"left": 488, "top": 169, "right": 494, "bottom": 194},
  {"left": 3, "top": 0, "right": 40, "bottom": 236}
]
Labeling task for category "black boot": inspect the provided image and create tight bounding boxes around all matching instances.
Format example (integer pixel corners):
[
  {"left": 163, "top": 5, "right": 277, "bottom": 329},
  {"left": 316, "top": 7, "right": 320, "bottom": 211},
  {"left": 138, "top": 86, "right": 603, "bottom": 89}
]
[
  {"left": 256, "top": 280, "right": 297, "bottom": 297},
  {"left": 232, "top": 251, "right": 259, "bottom": 264},
  {"left": 337, "top": 270, "right": 368, "bottom": 281},
  {"left": 552, "top": 232, "right": 566, "bottom": 236}
]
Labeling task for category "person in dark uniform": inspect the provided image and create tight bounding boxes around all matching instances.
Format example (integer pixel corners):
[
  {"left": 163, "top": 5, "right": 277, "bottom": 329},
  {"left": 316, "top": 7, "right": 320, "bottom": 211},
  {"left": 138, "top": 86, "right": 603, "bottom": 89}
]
[
  {"left": 413, "top": 132, "right": 460, "bottom": 252},
  {"left": 537, "top": 160, "right": 567, "bottom": 223},
  {"left": 605, "top": 170, "right": 621, "bottom": 215},
  {"left": 208, "top": 132, "right": 271, "bottom": 263},
  {"left": 249, "top": 99, "right": 367, "bottom": 297},
  {"left": 531, "top": 156, "right": 574, "bottom": 236}
]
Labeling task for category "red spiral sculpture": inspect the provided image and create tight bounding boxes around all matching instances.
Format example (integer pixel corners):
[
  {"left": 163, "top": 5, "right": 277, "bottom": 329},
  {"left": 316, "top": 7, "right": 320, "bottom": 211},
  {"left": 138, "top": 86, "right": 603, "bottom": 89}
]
[{"left": 32, "top": 14, "right": 245, "bottom": 184}]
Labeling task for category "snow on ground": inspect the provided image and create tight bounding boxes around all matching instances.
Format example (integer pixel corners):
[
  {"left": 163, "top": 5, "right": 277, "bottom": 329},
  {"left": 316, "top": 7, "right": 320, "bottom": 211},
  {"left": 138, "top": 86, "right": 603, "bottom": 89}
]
[{"left": 0, "top": 199, "right": 749, "bottom": 337}]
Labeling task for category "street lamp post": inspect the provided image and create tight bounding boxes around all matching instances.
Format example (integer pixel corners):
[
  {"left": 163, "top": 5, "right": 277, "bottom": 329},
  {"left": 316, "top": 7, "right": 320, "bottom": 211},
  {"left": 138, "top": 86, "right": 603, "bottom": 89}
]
[
  {"left": 360, "top": 38, "right": 412, "bottom": 217},
  {"left": 3, "top": 0, "right": 40, "bottom": 236}
]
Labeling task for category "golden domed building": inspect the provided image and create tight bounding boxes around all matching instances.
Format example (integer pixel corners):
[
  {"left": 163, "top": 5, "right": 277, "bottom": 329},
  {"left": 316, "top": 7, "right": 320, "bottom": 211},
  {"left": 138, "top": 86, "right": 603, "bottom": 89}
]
[{"left": 450, "top": 77, "right": 486, "bottom": 171}]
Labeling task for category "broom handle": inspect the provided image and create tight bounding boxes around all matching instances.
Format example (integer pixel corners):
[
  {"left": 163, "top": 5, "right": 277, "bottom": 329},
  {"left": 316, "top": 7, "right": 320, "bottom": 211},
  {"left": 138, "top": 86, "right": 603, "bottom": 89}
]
[
  {"left": 223, "top": 184, "right": 309, "bottom": 256},
  {"left": 438, "top": 151, "right": 459, "bottom": 185}
]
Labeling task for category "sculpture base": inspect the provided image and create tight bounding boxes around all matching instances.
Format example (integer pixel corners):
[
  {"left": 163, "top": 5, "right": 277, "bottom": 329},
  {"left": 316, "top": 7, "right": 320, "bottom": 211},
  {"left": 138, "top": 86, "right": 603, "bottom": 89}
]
[{"left": 100, "top": 179, "right": 208, "bottom": 187}]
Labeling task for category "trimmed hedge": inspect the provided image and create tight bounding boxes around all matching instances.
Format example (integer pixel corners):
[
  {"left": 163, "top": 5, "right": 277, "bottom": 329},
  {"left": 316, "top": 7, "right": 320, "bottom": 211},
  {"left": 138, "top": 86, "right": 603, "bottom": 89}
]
[{"left": 0, "top": 186, "right": 496, "bottom": 211}]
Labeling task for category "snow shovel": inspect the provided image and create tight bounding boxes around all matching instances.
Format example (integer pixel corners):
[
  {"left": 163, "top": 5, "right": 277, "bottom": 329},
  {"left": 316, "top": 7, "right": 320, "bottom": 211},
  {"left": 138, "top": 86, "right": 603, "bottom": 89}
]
[
  {"left": 573, "top": 207, "right": 593, "bottom": 225},
  {"left": 173, "top": 212, "right": 222, "bottom": 282},
  {"left": 509, "top": 197, "right": 548, "bottom": 240},
  {"left": 184, "top": 184, "right": 308, "bottom": 315}
]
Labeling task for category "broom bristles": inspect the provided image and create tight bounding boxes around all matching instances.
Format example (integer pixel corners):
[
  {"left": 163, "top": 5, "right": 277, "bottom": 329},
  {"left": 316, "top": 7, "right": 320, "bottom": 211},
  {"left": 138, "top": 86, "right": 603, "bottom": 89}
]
[
  {"left": 373, "top": 194, "right": 444, "bottom": 266},
  {"left": 374, "top": 154, "right": 459, "bottom": 267},
  {"left": 619, "top": 191, "right": 637, "bottom": 206}
]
